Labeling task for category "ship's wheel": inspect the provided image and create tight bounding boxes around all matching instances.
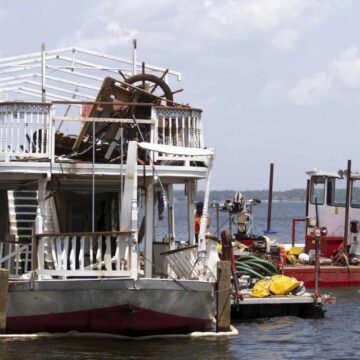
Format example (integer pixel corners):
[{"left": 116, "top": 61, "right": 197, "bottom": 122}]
[{"left": 119, "top": 66, "right": 182, "bottom": 107}]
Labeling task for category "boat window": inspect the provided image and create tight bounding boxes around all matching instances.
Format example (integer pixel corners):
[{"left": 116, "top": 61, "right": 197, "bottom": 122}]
[
  {"left": 327, "top": 177, "right": 346, "bottom": 207},
  {"left": 351, "top": 179, "right": 360, "bottom": 208},
  {"left": 310, "top": 176, "right": 325, "bottom": 205}
]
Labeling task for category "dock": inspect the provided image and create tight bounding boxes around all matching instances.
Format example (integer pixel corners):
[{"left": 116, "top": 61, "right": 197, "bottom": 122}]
[{"left": 231, "top": 294, "right": 324, "bottom": 320}]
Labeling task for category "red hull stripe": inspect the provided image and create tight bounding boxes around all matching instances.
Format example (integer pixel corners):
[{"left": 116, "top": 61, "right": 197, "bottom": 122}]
[
  {"left": 284, "top": 265, "right": 360, "bottom": 288},
  {"left": 7, "top": 304, "right": 212, "bottom": 335}
]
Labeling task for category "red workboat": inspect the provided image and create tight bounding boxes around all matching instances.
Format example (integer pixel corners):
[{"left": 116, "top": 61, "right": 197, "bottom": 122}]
[
  {"left": 219, "top": 163, "right": 360, "bottom": 288},
  {"left": 283, "top": 164, "right": 360, "bottom": 287}
]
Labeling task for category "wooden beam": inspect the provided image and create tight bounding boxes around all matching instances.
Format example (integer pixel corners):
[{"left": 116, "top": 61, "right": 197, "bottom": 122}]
[{"left": 216, "top": 261, "right": 231, "bottom": 332}]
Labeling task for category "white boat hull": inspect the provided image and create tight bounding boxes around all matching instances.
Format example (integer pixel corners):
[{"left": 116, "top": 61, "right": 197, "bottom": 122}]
[{"left": 6, "top": 278, "right": 215, "bottom": 335}]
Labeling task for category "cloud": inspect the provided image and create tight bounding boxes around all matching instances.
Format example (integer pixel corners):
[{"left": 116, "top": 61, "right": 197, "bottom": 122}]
[
  {"left": 288, "top": 71, "right": 334, "bottom": 106},
  {"left": 204, "top": 0, "right": 326, "bottom": 32},
  {"left": 62, "top": 18, "right": 138, "bottom": 53},
  {"left": 332, "top": 46, "right": 360, "bottom": 89},
  {"left": 288, "top": 46, "right": 360, "bottom": 106},
  {"left": 60, "top": 0, "right": 334, "bottom": 55},
  {"left": 271, "top": 28, "right": 298, "bottom": 53},
  {"left": 258, "top": 81, "right": 287, "bottom": 106},
  {"left": 204, "top": 0, "right": 329, "bottom": 52}
]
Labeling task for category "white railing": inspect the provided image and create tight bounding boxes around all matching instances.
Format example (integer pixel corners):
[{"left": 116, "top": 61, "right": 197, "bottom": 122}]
[
  {"left": 162, "top": 245, "right": 198, "bottom": 279},
  {"left": 162, "top": 241, "right": 219, "bottom": 280},
  {"left": 0, "top": 103, "right": 204, "bottom": 164},
  {"left": 153, "top": 107, "right": 203, "bottom": 161},
  {"left": 0, "top": 103, "right": 52, "bottom": 159},
  {"left": 34, "top": 231, "right": 133, "bottom": 278},
  {"left": 0, "top": 240, "right": 32, "bottom": 276}
]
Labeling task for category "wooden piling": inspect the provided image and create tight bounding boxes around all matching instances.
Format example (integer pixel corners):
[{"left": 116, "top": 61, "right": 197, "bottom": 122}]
[
  {"left": 216, "top": 261, "right": 231, "bottom": 332},
  {"left": 0, "top": 268, "right": 8, "bottom": 333}
]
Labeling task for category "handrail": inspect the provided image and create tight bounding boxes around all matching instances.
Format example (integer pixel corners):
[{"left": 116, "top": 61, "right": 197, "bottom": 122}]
[
  {"left": 33, "top": 232, "right": 135, "bottom": 278},
  {"left": 0, "top": 103, "right": 204, "bottom": 163},
  {"left": 0, "top": 240, "right": 30, "bottom": 245},
  {"left": 34, "top": 230, "right": 134, "bottom": 238}
]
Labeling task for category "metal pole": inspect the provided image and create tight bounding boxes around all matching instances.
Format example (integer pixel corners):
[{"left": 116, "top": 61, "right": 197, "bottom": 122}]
[
  {"left": 344, "top": 159, "right": 352, "bottom": 255},
  {"left": 132, "top": 39, "right": 137, "bottom": 76},
  {"left": 216, "top": 203, "right": 220, "bottom": 239},
  {"left": 41, "top": 43, "right": 46, "bottom": 102},
  {"left": 119, "top": 125, "right": 123, "bottom": 230},
  {"left": 228, "top": 212, "right": 232, "bottom": 236},
  {"left": 314, "top": 226, "right": 321, "bottom": 298},
  {"left": 267, "top": 163, "right": 274, "bottom": 232},
  {"left": 92, "top": 118, "right": 95, "bottom": 232}
]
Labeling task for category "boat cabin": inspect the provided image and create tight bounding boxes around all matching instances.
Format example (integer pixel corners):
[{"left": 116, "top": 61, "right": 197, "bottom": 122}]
[
  {"left": 305, "top": 169, "right": 360, "bottom": 257},
  {"left": 0, "top": 46, "right": 217, "bottom": 282}
]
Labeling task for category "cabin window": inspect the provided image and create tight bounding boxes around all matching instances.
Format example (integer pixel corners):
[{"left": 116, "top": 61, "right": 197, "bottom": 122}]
[
  {"left": 351, "top": 179, "right": 360, "bottom": 208},
  {"left": 310, "top": 176, "right": 325, "bottom": 205},
  {"left": 327, "top": 177, "right": 346, "bottom": 207}
]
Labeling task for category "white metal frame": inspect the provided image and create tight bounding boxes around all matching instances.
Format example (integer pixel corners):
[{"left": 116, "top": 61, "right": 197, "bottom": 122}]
[{"left": 0, "top": 46, "right": 181, "bottom": 102}]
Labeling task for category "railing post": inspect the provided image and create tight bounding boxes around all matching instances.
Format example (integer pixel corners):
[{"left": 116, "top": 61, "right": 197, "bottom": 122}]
[
  {"left": 187, "top": 180, "right": 196, "bottom": 245},
  {"left": 35, "top": 207, "right": 44, "bottom": 271},
  {"left": 50, "top": 106, "right": 55, "bottom": 163}
]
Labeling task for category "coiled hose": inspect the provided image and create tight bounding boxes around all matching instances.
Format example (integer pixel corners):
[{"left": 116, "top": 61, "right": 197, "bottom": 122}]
[{"left": 235, "top": 256, "right": 278, "bottom": 279}]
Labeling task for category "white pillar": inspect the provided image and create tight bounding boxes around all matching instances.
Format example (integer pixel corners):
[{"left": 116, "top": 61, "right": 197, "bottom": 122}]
[
  {"left": 37, "top": 177, "right": 47, "bottom": 223},
  {"left": 37, "top": 178, "right": 48, "bottom": 272},
  {"left": 120, "top": 141, "right": 139, "bottom": 278},
  {"left": 144, "top": 181, "right": 154, "bottom": 278},
  {"left": 198, "top": 155, "right": 214, "bottom": 253},
  {"left": 187, "top": 181, "right": 196, "bottom": 245},
  {"left": 167, "top": 184, "right": 176, "bottom": 250},
  {"left": 198, "top": 153, "right": 215, "bottom": 280}
]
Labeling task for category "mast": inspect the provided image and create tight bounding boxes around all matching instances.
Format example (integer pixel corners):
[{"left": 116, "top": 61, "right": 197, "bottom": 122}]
[
  {"left": 266, "top": 162, "right": 274, "bottom": 232},
  {"left": 343, "top": 159, "right": 352, "bottom": 255},
  {"left": 41, "top": 43, "right": 46, "bottom": 102}
]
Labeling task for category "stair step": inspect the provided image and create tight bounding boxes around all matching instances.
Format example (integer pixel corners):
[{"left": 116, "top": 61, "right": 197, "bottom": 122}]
[
  {"left": 13, "top": 191, "right": 37, "bottom": 198},
  {"left": 15, "top": 215, "right": 36, "bottom": 221},
  {"left": 17, "top": 231, "right": 32, "bottom": 236},
  {"left": 14, "top": 200, "right": 38, "bottom": 206},
  {"left": 17, "top": 236, "right": 32, "bottom": 240},
  {"left": 16, "top": 221, "right": 35, "bottom": 226},
  {"left": 14, "top": 212, "right": 37, "bottom": 216},
  {"left": 11, "top": 207, "right": 37, "bottom": 213}
]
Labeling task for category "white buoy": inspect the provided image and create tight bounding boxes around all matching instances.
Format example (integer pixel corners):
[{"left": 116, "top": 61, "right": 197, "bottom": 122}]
[{"left": 298, "top": 253, "right": 310, "bottom": 264}]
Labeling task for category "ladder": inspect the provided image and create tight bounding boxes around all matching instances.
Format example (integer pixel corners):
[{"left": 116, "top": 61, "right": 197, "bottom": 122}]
[
  {"left": 7, "top": 190, "right": 59, "bottom": 274},
  {"left": 8, "top": 190, "right": 38, "bottom": 274}
]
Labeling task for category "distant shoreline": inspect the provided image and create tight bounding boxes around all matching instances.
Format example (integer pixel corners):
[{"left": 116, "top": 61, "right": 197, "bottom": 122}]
[{"left": 174, "top": 189, "right": 306, "bottom": 202}]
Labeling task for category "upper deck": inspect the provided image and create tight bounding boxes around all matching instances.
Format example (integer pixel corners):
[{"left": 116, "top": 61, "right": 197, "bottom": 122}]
[{"left": 0, "top": 46, "right": 208, "bottom": 189}]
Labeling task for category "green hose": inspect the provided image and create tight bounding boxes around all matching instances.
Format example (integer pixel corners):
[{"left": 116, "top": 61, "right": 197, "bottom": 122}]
[
  {"left": 243, "top": 261, "right": 275, "bottom": 276},
  {"left": 236, "top": 256, "right": 278, "bottom": 274},
  {"left": 245, "top": 259, "right": 278, "bottom": 274},
  {"left": 235, "top": 255, "right": 260, "bottom": 262},
  {"left": 235, "top": 263, "right": 264, "bottom": 279}
]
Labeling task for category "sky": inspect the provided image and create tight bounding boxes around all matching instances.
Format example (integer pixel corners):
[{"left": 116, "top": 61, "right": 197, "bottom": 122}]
[{"left": 1, "top": 0, "right": 360, "bottom": 190}]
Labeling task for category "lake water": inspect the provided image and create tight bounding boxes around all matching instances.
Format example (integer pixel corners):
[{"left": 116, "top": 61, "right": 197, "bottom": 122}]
[{"left": 1, "top": 201, "right": 359, "bottom": 359}]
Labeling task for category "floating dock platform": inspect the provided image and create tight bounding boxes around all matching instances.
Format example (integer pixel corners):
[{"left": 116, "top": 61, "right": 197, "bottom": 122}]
[{"left": 231, "top": 294, "right": 325, "bottom": 320}]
